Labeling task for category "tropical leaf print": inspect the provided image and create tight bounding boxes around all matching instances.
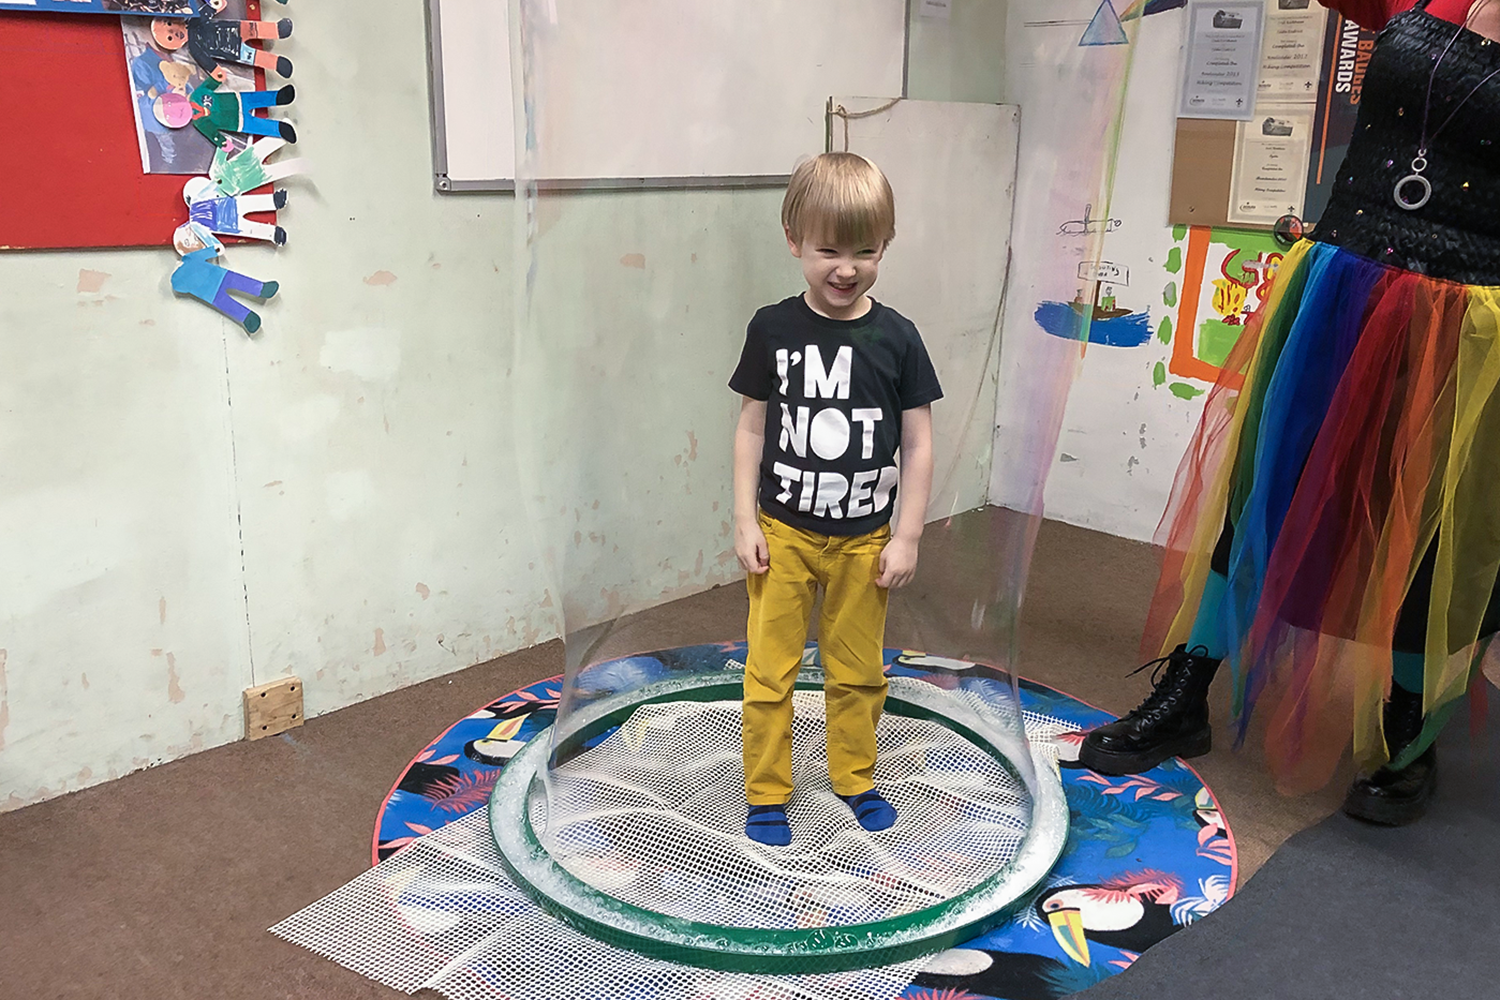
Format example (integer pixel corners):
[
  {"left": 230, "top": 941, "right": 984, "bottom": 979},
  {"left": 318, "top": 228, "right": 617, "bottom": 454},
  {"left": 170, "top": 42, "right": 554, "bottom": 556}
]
[
  {"left": 1042, "top": 960, "right": 1116, "bottom": 995},
  {"left": 419, "top": 769, "right": 502, "bottom": 814},
  {"left": 414, "top": 747, "right": 460, "bottom": 766},
  {"left": 1171, "top": 874, "right": 1232, "bottom": 925},
  {"left": 1196, "top": 834, "right": 1235, "bottom": 866},
  {"left": 902, "top": 988, "right": 985, "bottom": 1000},
  {"left": 490, "top": 685, "right": 562, "bottom": 716},
  {"left": 1064, "top": 785, "right": 1153, "bottom": 858},
  {"left": 1075, "top": 772, "right": 1185, "bottom": 803}
]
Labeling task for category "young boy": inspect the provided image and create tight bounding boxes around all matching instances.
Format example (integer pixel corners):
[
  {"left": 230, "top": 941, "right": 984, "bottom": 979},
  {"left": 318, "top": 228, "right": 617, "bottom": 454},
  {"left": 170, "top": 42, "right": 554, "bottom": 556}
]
[{"left": 729, "top": 153, "right": 942, "bottom": 847}]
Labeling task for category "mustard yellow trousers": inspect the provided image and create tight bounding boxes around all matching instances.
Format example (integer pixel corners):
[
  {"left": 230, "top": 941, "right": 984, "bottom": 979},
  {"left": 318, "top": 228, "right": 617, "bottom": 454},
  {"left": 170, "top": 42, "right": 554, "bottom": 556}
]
[{"left": 744, "top": 512, "right": 890, "bottom": 805}]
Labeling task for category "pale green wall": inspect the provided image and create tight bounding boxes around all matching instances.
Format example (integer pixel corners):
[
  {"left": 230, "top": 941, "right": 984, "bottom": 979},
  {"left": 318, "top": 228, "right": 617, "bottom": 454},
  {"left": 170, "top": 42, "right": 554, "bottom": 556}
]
[
  {"left": 907, "top": 0, "right": 1009, "bottom": 104},
  {"left": 0, "top": 2, "right": 1009, "bottom": 809}
]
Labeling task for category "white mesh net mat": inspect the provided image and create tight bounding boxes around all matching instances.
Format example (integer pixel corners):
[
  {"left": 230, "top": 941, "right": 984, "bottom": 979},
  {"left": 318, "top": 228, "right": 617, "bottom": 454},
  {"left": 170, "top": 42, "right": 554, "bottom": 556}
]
[
  {"left": 543, "top": 691, "right": 1033, "bottom": 928},
  {"left": 271, "top": 695, "right": 1071, "bottom": 1000}
]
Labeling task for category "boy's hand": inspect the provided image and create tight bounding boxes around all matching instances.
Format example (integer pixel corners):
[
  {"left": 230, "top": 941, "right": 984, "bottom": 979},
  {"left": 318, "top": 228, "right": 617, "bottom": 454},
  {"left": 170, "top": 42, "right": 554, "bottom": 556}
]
[
  {"left": 736, "top": 521, "right": 770, "bottom": 574},
  {"left": 876, "top": 535, "right": 919, "bottom": 589}
]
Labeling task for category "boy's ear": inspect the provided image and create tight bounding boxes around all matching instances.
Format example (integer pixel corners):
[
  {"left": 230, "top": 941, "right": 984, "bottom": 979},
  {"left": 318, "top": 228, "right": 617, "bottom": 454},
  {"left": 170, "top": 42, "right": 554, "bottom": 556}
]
[{"left": 784, "top": 227, "right": 802, "bottom": 258}]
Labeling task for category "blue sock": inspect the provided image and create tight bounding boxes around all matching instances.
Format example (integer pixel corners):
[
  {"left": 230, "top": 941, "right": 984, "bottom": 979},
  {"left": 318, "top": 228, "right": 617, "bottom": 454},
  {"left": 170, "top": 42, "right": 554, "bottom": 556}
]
[
  {"left": 745, "top": 803, "right": 791, "bottom": 846},
  {"left": 1186, "top": 571, "right": 1230, "bottom": 660},
  {"left": 838, "top": 789, "right": 896, "bottom": 832}
]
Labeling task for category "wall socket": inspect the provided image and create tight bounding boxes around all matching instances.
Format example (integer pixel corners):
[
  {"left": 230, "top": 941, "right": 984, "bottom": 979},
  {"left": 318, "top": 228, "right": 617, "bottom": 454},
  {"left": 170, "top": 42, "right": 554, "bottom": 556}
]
[{"left": 244, "top": 676, "right": 304, "bottom": 740}]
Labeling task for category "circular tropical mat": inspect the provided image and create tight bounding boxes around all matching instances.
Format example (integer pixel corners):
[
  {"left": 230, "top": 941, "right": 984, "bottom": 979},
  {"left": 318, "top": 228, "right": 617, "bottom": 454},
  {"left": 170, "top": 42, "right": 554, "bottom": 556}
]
[{"left": 374, "top": 643, "right": 1237, "bottom": 1000}]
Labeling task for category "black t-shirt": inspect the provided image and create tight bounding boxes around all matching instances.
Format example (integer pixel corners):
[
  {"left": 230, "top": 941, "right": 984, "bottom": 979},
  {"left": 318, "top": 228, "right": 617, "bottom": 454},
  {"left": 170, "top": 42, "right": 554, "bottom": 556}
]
[{"left": 729, "top": 295, "right": 943, "bottom": 536}]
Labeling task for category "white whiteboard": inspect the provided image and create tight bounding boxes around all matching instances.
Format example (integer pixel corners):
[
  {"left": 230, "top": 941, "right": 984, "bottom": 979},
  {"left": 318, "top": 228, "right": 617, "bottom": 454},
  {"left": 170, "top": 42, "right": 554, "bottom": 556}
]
[
  {"left": 428, "top": 0, "right": 516, "bottom": 190},
  {"left": 426, "top": 0, "right": 907, "bottom": 191}
]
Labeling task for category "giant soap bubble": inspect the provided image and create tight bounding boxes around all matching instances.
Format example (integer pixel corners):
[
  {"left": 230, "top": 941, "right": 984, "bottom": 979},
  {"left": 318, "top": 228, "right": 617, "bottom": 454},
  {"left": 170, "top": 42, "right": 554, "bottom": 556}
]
[{"left": 492, "top": 0, "right": 1142, "bottom": 973}]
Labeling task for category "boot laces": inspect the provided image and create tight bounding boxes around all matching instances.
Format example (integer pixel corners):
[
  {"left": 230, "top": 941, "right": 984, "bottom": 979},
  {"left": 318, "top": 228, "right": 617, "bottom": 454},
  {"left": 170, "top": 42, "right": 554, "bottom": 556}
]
[
  {"left": 1123, "top": 645, "right": 1211, "bottom": 721},
  {"left": 1384, "top": 685, "right": 1426, "bottom": 752}
]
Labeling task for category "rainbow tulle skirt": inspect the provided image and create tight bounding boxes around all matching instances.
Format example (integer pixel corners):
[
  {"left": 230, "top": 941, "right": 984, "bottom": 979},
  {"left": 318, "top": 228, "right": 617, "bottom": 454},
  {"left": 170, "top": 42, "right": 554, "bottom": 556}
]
[{"left": 1144, "top": 239, "right": 1500, "bottom": 792}]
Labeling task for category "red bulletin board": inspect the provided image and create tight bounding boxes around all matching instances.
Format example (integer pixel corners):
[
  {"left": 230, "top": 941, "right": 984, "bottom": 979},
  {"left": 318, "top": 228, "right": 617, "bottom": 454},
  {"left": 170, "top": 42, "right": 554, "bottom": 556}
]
[
  {"left": 0, "top": 14, "right": 190, "bottom": 249},
  {"left": 0, "top": 4, "right": 270, "bottom": 251}
]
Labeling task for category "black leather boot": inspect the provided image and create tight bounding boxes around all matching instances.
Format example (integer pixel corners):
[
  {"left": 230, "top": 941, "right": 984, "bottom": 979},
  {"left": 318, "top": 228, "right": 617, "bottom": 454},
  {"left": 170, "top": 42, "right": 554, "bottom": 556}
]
[
  {"left": 1078, "top": 645, "right": 1221, "bottom": 775},
  {"left": 1343, "top": 684, "right": 1437, "bottom": 826}
]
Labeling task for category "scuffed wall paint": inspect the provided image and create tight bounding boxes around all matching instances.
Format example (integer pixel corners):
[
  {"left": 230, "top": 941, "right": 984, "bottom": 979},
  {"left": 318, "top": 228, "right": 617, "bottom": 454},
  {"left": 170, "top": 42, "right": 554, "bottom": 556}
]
[
  {"left": 0, "top": 4, "right": 530, "bottom": 810},
  {"left": 0, "top": 650, "right": 8, "bottom": 751},
  {"left": 2, "top": 1, "right": 1013, "bottom": 811},
  {"left": 0, "top": 246, "right": 251, "bottom": 808}
]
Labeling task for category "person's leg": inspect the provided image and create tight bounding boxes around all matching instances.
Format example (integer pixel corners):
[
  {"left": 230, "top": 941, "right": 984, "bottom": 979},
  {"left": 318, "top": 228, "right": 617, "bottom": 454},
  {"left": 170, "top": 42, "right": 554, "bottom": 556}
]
[
  {"left": 239, "top": 18, "right": 292, "bottom": 40},
  {"left": 235, "top": 113, "right": 286, "bottom": 139},
  {"left": 157, "top": 128, "right": 176, "bottom": 165},
  {"left": 1343, "top": 673, "right": 1438, "bottom": 825},
  {"left": 250, "top": 135, "right": 288, "bottom": 161},
  {"left": 743, "top": 516, "right": 818, "bottom": 809},
  {"left": 1391, "top": 651, "right": 1424, "bottom": 694},
  {"left": 235, "top": 193, "right": 278, "bottom": 215},
  {"left": 218, "top": 269, "right": 266, "bottom": 298},
  {"left": 261, "top": 157, "right": 304, "bottom": 185},
  {"left": 146, "top": 129, "right": 177, "bottom": 170},
  {"left": 1187, "top": 570, "right": 1231, "bottom": 660},
  {"left": 238, "top": 86, "right": 290, "bottom": 112},
  {"left": 242, "top": 42, "right": 292, "bottom": 77},
  {"left": 1079, "top": 556, "right": 1226, "bottom": 775},
  {"left": 230, "top": 219, "right": 283, "bottom": 244},
  {"left": 211, "top": 283, "right": 257, "bottom": 332},
  {"left": 818, "top": 526, "right": 890, "bottom": 801},
  {"left": 1344, "top": 548, "right": 1445, "bottom": 824}
]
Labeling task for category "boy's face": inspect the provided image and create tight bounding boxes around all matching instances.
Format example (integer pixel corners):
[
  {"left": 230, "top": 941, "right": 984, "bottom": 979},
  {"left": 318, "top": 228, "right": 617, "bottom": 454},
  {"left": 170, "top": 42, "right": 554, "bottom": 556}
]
[{"left": 786, "top": 228, "right": 886, "bottom": 320}]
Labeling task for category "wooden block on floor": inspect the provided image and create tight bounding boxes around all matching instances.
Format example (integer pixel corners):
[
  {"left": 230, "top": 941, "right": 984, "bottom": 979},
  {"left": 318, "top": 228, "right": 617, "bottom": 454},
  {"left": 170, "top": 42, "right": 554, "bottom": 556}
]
[{"left": 244, "top": 676, "right": 304, "bottom": 740}]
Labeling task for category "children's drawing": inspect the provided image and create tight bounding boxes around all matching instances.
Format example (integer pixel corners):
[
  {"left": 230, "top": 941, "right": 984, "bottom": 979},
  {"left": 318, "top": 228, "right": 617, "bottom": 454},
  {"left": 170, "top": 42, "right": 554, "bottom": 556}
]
[
  {"left": 1057, "top": 204, "right": 1122, "bottom": 237},
  {"left": 170, "top": 222, "right": 280, "bottom": 333},
  {"left": 121, "top": 3, "right": 256, "bottom": 174},
  {"left": 1150, "top": 225, "right": 1284, "bottom": 398},
  {"left": 1033, "top": 260, "right": 1152, "bottom": 347},
  {"left": 183, "top": 176, "right": 287, "bottom": 245},
  {"left": 1080, "top": 1, "right": 1130, "bottom": 46},
  {"left": 1161, "top": 226, "right": 1283, "bottom": 390},
  {"left": 209, "top": 136, "right": 305, "bottom": 196},
  {"left": 174, "top": 78, "right": 297, "bottom": 147},
  {"left": 160, "top": 12, "right": 294, "bottom": 80}
]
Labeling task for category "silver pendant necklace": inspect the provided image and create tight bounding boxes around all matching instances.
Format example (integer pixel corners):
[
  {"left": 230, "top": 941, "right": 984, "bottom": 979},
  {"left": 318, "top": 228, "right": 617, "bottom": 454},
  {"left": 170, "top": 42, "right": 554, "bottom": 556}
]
[{"left": 1396, "top": 0, "right": 1500, "bottom": 211}]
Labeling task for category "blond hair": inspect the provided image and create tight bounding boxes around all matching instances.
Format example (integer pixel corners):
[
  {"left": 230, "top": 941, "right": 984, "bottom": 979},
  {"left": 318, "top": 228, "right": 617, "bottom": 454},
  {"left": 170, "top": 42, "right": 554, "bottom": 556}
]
[{"left": 781, "top": 152, "right": 895, "bottom": 248}]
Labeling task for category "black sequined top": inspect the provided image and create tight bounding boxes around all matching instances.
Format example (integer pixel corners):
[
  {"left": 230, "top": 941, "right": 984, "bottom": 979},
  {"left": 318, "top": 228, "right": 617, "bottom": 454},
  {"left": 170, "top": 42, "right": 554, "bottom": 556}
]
[{"left": 1314, "top": 0, "right": 1500, "bottom": 285}]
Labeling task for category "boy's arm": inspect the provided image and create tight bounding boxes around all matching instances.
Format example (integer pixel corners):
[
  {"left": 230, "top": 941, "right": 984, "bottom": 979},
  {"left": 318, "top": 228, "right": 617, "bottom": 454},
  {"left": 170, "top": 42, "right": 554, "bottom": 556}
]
[
  {"left": 877, "top": 405, "right": 933, "bottom": 589},
  {"left": 733, "top": 397, "right": 770, "bottom": 574}
]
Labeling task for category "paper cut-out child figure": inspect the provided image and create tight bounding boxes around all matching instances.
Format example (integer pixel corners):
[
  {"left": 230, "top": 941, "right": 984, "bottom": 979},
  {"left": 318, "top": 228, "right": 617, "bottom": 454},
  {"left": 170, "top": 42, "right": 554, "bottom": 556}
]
[
  {"left": 210, "top": 136, "right": 305, "bottom": 196},
  {"left": 183, "top": 78, "right": 296, "bottom": 147},
  {"left": 148, "top": 14, "right": 294, "bottom": 81},
  {"left": 171, "top": 223, "right": 279, "bottom": 334},
  {"left": 183, "top": 176, "right": 288, "bottom": 246}
]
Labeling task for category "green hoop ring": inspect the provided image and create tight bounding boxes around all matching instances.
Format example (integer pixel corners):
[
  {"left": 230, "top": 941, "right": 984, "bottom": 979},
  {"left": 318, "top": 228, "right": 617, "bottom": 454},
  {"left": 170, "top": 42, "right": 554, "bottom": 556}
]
[{"left": 489, "top": 670, "right": 1068, "bottom": 974}]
